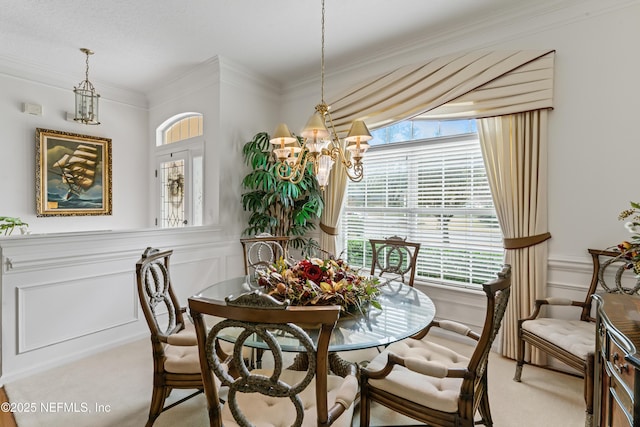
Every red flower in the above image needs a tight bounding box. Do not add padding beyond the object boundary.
[303,263,323,282]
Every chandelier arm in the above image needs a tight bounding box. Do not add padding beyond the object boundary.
[275,153,309,185]
[344,163,364,182]
[324,145,363,182]
[323,108,354,170]
[326,145,351,169]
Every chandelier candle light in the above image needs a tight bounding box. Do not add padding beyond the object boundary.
[73,48,100,125]
[269,0,372,190]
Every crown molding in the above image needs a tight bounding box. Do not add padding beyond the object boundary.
[218,56,280,95]
[284,0,638,95]
[147,55,280,108]
[0,55,147,109]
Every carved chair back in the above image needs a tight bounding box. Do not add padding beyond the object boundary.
[369,235,421,286]
[581,248,640,322]
[136,247,187,345]
[189,291,350,427]
[240,234,290,278]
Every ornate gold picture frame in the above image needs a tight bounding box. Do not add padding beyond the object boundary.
[36,128,112,216]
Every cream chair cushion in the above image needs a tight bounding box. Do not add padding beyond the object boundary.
[366,339,469,413]
[220,369,357,427]
[521,318,595,360]
[168,320,254,361]
[163,343,201,374]
[166,322,198,346]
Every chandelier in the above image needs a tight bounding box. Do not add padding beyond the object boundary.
[269,0,372,190]
[73,48,101,125]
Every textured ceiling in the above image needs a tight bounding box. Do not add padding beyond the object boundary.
[0,0,572,95]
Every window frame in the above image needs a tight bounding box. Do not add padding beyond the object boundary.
[339,121,504,290]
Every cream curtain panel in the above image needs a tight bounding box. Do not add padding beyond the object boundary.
[477,111,550,363]
[319,142,348,257]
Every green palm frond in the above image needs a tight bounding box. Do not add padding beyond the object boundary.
[240,132,324,241]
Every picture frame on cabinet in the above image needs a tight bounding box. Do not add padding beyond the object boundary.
[36,128,112,216]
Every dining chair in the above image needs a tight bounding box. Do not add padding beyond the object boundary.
[514,248,639,427]
[369,235,421,286]
[240,233,290,278]
[359,265,511,427]
[240,233,293,368]
[189,290,359,427]
[135,247,204,427]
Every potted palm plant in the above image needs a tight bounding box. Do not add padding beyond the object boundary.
[241,132,323,252]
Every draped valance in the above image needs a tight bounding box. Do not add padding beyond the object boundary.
[328,49,555,134]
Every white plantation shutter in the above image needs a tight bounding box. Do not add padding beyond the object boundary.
[341,134,504,289]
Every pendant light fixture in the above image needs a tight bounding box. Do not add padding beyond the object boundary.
[73,48,100,125]
[270,0,371,190]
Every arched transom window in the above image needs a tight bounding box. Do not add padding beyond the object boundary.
[162,113,203,145]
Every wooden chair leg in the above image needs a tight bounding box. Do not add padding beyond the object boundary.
[360,383,371,427]
[147,384,167,427]
[514,333,525,382]
[478,374,493,426]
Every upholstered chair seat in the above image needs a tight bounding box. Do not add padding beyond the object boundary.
[165,322,198,346]
[521,318,595,360]
[365,339,469,413]
[219,369,358,427]
[163,343,202,374]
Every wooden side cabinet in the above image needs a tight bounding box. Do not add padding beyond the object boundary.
[594,293,640,427]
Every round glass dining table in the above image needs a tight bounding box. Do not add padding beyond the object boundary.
[192,276,436,353]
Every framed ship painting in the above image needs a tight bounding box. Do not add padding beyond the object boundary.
[36,128,112,216]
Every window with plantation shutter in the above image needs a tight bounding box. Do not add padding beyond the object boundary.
[340,120,504,289]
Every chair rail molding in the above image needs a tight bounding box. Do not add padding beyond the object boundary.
[0,226,245,384]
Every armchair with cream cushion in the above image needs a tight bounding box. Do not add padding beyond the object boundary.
[514,248,639,427]
[359,265,511,427]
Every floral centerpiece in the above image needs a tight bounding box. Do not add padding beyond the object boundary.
[256,257,381,314]
[617,201,640,274]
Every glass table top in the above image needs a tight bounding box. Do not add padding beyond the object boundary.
[193,276,436,353]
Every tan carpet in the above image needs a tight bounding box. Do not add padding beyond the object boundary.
[5,336,585,427]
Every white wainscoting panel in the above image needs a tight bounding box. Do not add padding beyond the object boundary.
[0,234,600,383]
[17,270,138,353]
[0,226,243,384]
